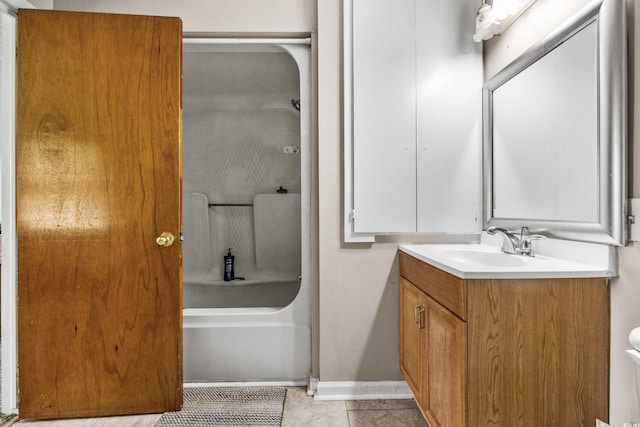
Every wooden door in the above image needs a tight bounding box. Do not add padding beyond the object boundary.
[16,9,183,419]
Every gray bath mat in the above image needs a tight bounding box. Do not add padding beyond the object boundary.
[155,386,286,427]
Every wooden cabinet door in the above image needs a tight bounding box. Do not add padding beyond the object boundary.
[424,295,467,427]
[467,278,609,425]
[17,9,183,419]
[399,278,424,405]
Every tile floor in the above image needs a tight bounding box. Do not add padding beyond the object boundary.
[5,387,428,427]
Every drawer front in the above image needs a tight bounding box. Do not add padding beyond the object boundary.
[399,252,466,320]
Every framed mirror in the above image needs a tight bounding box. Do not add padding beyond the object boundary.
[482,0,627,245]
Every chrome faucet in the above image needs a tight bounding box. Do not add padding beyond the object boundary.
[486,226,545,257]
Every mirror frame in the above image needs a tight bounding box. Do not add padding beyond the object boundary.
[482,0,627,246]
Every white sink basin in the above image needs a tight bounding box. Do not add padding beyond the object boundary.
[399,244,612,279]
[441,248,529,268]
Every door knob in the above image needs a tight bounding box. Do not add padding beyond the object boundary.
[156,232,175,247]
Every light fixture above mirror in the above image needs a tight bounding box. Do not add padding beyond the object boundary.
[473,0,537,42]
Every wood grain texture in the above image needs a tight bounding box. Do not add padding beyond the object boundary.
[424,294,466,427]
[400,277,425,405]
[399,252,466,320]
[400,253,609,427]
[17,9,183,419]
[467,278,609,426]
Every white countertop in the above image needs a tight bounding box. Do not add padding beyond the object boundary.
[399,243,614,279]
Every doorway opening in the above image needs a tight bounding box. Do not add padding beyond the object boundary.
[181,39,312,383]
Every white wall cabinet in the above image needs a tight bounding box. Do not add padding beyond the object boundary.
[344,0,482,241]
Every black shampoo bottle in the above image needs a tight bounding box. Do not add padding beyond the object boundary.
[224,248,235,281]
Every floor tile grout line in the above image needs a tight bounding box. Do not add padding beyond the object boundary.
[343,401,351,427]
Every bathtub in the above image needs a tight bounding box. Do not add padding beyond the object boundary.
[182,39,311,384]
[183,308,311,383]
[183,276,310,383]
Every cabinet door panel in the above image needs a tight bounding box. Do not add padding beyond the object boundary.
[467,278,609,425]
[346,0,481,238]
[416,0,482,233]
[399,278,424,405]
[352,0,416,233]
[425,295,466,427]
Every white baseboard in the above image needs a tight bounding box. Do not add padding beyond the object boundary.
[184,380,308,388]
[307,377,319,396]
[183,379,415,401]
[312,380,414,401]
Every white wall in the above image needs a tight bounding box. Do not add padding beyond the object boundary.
[52,0,315,34]
[484,0,640,424]
[28,0,52,9]
[317,0,404,381]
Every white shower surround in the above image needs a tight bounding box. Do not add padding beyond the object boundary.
[181,39,311,384]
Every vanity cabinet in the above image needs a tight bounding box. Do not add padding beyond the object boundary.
[399,251,610,426]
